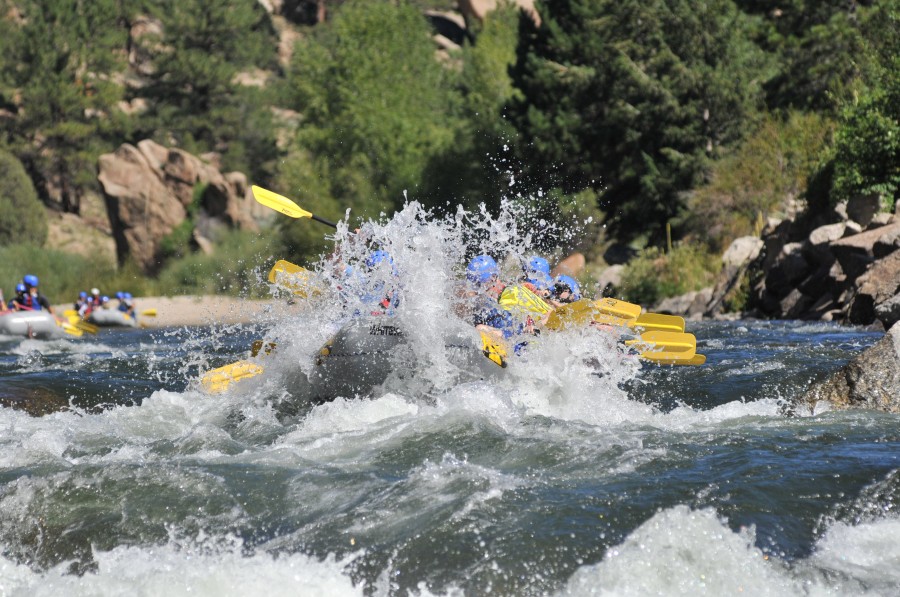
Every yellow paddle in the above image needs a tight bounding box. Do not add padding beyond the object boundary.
[62,309,100,334]
[251,186,339,228]
[624,331,698,363]
[201,360,265,394]
[141,308,157,317]
[268,260,321,298]
[631,313,685,333]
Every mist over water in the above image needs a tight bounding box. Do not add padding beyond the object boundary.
[2,202,898,596]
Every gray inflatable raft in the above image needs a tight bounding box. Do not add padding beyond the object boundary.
[87,309,138,327]
[308,318,505,403]
[0,311,67,339]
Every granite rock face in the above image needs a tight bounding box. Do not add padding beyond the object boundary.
[797,322,900,414]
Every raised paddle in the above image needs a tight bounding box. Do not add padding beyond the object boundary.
[201,360,265,394]
[251,185,339,228]
[268,260,321,298]
[62,309,100,334]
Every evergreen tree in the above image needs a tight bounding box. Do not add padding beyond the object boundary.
[1,0,130,213]
[509,0,768,244]
[0,148,47,246]
[280,0,461,227]
[137,0,279,180]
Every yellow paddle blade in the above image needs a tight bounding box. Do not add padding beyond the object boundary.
[630,313,685,333]
[251,185,313,219]
[75,320,99,334]
[641,352,705,365]
[57,319,83,337]
[499,285,552,320]
[624,331,696,353]
[63,309,78,319]
[268,260,320,297]
[480,331,508,368]
[201,360,265,394]
[141,308,157,317]
[594,297,642,320]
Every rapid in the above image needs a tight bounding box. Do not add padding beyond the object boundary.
[1,201,898,596]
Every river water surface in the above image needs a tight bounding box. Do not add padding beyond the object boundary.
[2,204,899,596]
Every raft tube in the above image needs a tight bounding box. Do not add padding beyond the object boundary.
[0,311,67,339]
[307,318,505,403]
[87,309,138,328]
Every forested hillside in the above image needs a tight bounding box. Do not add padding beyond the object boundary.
[0,0,897,300]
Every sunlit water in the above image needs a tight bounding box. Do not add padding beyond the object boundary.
[2,203,898,596]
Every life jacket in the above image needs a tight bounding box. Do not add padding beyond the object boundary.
[23,293,41,311]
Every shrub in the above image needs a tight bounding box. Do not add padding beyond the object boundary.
[619,243,718,306]
[0,149,48,246]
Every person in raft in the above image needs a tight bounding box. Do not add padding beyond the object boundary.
[11,274,54,313]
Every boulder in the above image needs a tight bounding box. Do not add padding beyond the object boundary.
[551,252,586,278]
[595,265,623,297]
[873,225,900,259]
[797,322,900,414]
[829,223,900,281]
[98,141,262,272]
[876,294,900,330]
[846,193,882,227]
[847,251,900,326]
[705,236,762,317]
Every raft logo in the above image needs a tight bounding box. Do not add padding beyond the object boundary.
[369,324,403,336]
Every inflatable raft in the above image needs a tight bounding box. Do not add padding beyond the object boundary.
[0,311,68,339]
[87,309,138,328]
[305,318,506,403]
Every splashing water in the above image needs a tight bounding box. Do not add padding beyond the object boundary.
[1,201,898,596]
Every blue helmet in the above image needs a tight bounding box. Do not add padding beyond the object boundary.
[554,275,582,301]
[124,292,132,299]
[115,291,124,299]
[15,283,26,293]
[79,291,87,299]
[365,250,393,269]
[466,254,499,284]
[101,295,109,303]
[23,274,39,288]
[524,256,550,276]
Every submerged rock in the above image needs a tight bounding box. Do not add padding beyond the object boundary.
[798,322,900,414]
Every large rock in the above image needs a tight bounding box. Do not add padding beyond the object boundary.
[551,252,585,278]
[98,141,261,272]
[705,236,763,317]
[847,250,900,326]
[830,222,900,280]
[797,322,900,414]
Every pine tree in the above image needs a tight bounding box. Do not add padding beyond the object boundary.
[509,0,768,244]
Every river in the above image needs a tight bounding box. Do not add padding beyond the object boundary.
[2,203,899,596]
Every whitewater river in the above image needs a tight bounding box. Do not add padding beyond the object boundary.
[1,318,898,596]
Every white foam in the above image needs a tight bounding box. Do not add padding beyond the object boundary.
[0,541,362,597]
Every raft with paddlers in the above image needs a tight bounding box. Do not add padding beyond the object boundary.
[199,186,707,396]
[86,309,139,328]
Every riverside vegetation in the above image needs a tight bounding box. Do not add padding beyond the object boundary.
[0,0,897,305]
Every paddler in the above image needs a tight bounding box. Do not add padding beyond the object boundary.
[18,275,54,313]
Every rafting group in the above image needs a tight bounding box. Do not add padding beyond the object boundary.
[200,186,706,397]
[0,274,145,339]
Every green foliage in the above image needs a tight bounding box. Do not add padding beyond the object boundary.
[830,2,900,211]
[0,149,48,246]
[619,243,718,305]
[685,112,834,251]
[136,0,279,182]
[1,0,131,212]
[509,0,769,245]
[154,229,280,297]
[282,0,461,221]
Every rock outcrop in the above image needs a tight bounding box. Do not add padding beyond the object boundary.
[797,322,900,414]
[98,140,265,273]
